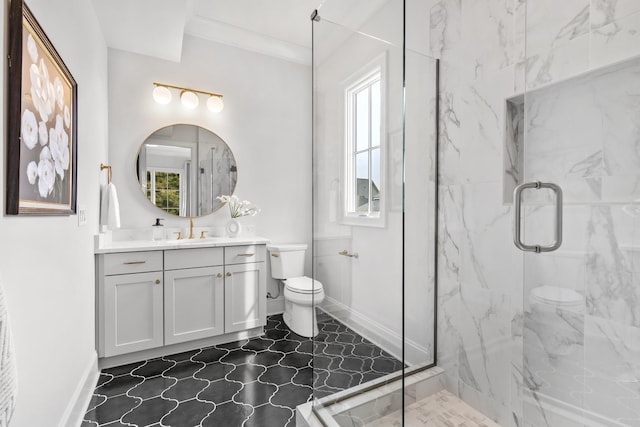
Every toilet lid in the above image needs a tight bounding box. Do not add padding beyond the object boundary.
[531,286,582,305]
[284,277,323,294]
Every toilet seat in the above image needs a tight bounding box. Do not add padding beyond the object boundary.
[530,286,582,307]
[283,276,323,294]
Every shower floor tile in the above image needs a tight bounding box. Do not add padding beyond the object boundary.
[82,313,402,427]
[361,390,500,427]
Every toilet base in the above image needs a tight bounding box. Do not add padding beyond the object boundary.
[283,299,319,338]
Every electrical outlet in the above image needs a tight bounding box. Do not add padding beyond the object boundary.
[78,205,87,226]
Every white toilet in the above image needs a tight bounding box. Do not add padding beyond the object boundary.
[528,285,583,357]
[267,244,325,338]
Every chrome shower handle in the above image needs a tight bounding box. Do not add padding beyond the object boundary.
[513,181,563,253]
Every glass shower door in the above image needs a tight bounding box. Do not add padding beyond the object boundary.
[520,35,640,427]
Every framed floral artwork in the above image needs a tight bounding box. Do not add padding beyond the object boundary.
[6,0,77,215]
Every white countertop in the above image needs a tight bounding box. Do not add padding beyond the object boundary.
[95,235,271,254]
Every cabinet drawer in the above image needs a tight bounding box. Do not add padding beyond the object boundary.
[225,245,266,265]
[103,251,163,276]
[165,247,223,270]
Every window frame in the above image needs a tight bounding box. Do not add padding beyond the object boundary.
[146,167,184,216]
[342,53,387,228]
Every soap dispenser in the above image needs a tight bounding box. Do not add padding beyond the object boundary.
[152,218,164,240]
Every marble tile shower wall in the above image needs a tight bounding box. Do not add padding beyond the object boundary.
[431,0,640,425]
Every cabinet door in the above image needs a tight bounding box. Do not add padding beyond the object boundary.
[225,262,266,333]
[104,272,163,357]
[164,266,224,345]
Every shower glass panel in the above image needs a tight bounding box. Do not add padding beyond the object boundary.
[522,3,640,425]
[311,0,438,423]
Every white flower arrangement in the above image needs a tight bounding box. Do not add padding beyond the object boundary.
[20,33,71,199]
[216,195,260,218]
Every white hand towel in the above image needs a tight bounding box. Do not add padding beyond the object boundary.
[0,279,16,427]
[100,183,121,230]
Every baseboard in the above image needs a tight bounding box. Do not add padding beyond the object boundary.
[320,297,431,365]
[60,351,99,427]
[523,389,626,427]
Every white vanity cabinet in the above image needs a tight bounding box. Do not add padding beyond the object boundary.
[95,239,268,364]
[224,245,267,333]
[164,247,225,345]
[98,251,164,357]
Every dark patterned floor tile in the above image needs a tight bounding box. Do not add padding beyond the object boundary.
[129,375,178,400]
[201,401,252,426]
[313,386,340,399]
[163,360,205,379]
[352,343,379,358]
[292,367,313,386]
[195,362,235,381]
[96,374,112,387]
[84,394,140,424]
[297,340,313,354]
[216,339,248,351]
[323,343,346,356]
[264,328,288,340]
[227,363,266,384]
[259,365,297,386]
[372,357,402,373]
[160,398,215,426]
[192,347,227,364]
[131,359,175,378]
[340,356,367,372]
[280,352,312,368]
[234,380,277,406]
[244,403,293,427]
[242,337,275,352]
[95,374,144,397]
[325,369,359,389]
[102,361,145,377]
[251,350,284,367]
[80,421,98,427]
[312,354,332,370]
[85,394,107,412]
[271,383,313,409]
[162,377,209,402]
[361,370,386,383]
[198,378,243,403]
[220,348,256,365]
[121,396,178,426]
[270,339,300,353]
[163,349,201,363]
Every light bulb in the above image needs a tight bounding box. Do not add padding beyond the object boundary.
[207,96,224,113]
[180,90,199,109]
[152,85,172,104]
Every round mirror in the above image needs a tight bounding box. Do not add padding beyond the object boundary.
[136,124,237,217]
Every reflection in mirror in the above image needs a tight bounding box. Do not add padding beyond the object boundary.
[137,124,237,217]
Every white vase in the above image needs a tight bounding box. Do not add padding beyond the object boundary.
[226,218,241,237]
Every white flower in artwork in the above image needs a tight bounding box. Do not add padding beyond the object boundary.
[37,147,55,197]
[29,59,55,122]
[63,105,70,128]
[49,126,59,149]
[55,114,64,134]
[53,76,64,110]
[27,34,38,63]
[50,124,69,178]
[21,109,38,149]
[38,121,48,146]
[26,161,38,185]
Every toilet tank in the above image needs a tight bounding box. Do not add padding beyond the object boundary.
[267,244,307,279]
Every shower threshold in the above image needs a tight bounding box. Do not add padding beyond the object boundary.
[297,364,499,426]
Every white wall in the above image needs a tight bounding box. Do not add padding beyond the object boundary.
[0,0,108,425]
[108,36,312,313]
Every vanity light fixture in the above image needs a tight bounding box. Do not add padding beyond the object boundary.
[152,82,224,112]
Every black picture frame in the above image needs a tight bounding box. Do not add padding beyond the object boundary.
[6,0,78,215]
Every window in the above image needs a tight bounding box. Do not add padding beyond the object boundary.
[146,168,182,216]
[344,57,385,226]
